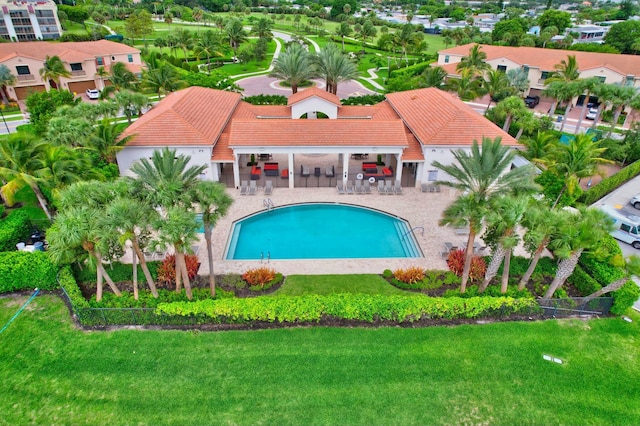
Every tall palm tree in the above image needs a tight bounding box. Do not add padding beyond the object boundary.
[505,68,529,97]
[252,17,273,40]
[173,28,194,62]
[224,18,247,58]
[479,195,529,293]
[0,133,52,221]
[546,55,580,85]
[394,24,421,65]
[544,207,612,299]
[456,44,490,77]
[39,55,71,90]
[313,44,359,95]
[270,43,316,94]
[114,90,150,125]
[521,130,558,163]
[190,181,233,297]
[445,68,486,101]
[494,95,528,133]
[193,30,225,73]
[358,20,377,53]
[483,69,510,110]
[433,136,540,292]
[0,64,16,106]
[86,118,131,164]
[142,64,184,99]
[105,195,160,300]
[423,66,447,89]
[607,84,636,136]
[545,132,612,208]
[102,62,136,98]
[573,77,601,135]
[335,22,352,51]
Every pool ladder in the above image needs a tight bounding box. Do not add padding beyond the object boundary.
[260,251,271,263]
[401,226,425,241]
[263,198,274,211]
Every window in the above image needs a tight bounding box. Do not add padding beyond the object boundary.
[427,170,438,181]
[621,223,632,233]
[96,57,103,66]
[16,65,30,75]
[70,63,82,71]
[626,75,634,86]
[632,226,638,235]
[497,65,507,73]
[522,66,529,75]
[597,75,606,83]
[540,71,550,80]
[444,55,449,64]
[127,54,133,63]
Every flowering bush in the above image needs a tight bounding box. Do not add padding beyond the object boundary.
[157,254,200,287]
[446,249,486,282]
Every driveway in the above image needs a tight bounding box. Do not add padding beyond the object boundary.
[237,75,376,99]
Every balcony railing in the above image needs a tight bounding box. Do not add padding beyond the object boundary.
[71,70,86,77]
[17,74,35,81]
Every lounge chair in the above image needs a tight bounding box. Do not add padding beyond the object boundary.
[385,180,393,194]
[248,180,257,195]
[240,180,248,195]
[363,180,372,194]
[354,180,364,194]
[301,165,310,177]
[346,180,355,194]
[393,180,403,195]
[377,180,385,194]
[336,181,345,194]
[264,180,273,195]
[325,165,335,177]
[421,183,428,193]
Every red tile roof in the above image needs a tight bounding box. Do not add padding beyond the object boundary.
[287,86,341,106]
[227,119,408,147]
[439,43,640,75]
[385,88,520,147]
[120,86,241,146]
[0,40,139,62]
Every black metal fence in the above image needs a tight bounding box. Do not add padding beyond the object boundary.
[536,297,613,317]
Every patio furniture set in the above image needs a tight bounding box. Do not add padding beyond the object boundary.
[336,179,402,195]
[239,180,273,195]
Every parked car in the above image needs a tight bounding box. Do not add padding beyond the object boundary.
[586,108,598,120]
[631,194,640,210]
[85,89,100,100]
[524,95,540,108]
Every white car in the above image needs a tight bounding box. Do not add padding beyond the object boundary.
[631,194,640,210]
[85,89,100,100]
[585,108,598,120]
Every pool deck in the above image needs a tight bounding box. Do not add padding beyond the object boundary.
[198,185,467,276]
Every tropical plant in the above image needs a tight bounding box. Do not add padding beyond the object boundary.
[251,17,273,40]
[433,136,540,292]
[313,43,358,95]
[573,77,601,135]
[0,64,16,106]
[39,55,71,90]
[114,90,149,125]
[270,43,316,94]
[581,255,640,304]
[445,68,486,101]
[423,66,447,89]
[521,130,558,163]
[190,181,233,297]
[142,63,184,99]
[102,62,136,98]
[224,18,247,58]
[505,68,529,97]
[173,28,194,62]
[335,22,352,51]
[494,96,529,133]
[455,44,490,77]
[86,119,131,163]
[194,30,225,72]
[483,69,511,110]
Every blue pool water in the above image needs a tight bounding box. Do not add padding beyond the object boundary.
[225,203,422,260]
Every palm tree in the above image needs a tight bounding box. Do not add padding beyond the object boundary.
[270,43,316,95]
[456,44,490,77]
[423,66,447,89]
[545,133,612,208]
[445,68,486,101]
[394,24,421,65]
[521,130,558,163]
[573,77,601,135]
[607,84,636,137]
[102,62,136,98]
[313,44,359,95]
[190,181,233,297]
[0,64,16,106]
[544,207,613,299]
[142,64,184,99]
[505,68,529,97]
[335,22,352,51]
[358,20,377,53]
[252,17,273,40]
[39,55,71,90]
[518,206,566,290]
[0,133,53,221]
[114,90,150,125]
[194,30,224,72]
[479,195,529,293]
[546,55,580,85]
[494,96,528,133]
[433,136,540,292]
[483,69,510,110]
[581,255,640,304]
[514,111,537,140]
[85,119,130,164]
[224,18,247,59]
[173,28,194,62]
[105,194,160,300]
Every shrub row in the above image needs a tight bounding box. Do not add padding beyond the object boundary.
[155,294,540,324]
[611,281,640,315]
[579,160,640,204]
[567,265,602,297]
[58,266,89,308]
[578,235,626,286]
[0,210,32,252]
[89,287,234,309]
[0,251,58,292]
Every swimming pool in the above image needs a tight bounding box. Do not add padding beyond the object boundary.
[225,203,422,260]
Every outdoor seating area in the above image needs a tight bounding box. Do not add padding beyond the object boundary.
[250,166,261,180]
[440,241,486,258]
[421,183,441,193]
[263,162,279,176]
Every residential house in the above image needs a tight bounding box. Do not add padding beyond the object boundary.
[116,86,521,189]
[0,40,142,100]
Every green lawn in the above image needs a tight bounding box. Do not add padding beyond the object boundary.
[273,274,408,296]
[1,295,639,425]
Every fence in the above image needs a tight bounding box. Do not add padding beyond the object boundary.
[536,297,613,317]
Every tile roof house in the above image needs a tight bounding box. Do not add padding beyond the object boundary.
[437,43,640,97]
[0,40,142,100]
[117,86,521,189]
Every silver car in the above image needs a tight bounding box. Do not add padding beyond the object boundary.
[85,89,100,100]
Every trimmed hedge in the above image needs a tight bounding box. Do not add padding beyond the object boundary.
[611,280,640,315]
[0,251,58,292]
[58,266,89,308]
[579,160,640,205]
[0,210,32,252]
[567,265,602,296]
[155,294,540,324]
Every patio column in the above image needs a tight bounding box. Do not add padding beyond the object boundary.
[415,162,425,188]
[288,152,295,189]
[342,152,350,185]
[232,157,240,189]
[395,154,403,184]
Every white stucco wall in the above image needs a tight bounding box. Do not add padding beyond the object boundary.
[290,97,338,119]
[117,146,214,180]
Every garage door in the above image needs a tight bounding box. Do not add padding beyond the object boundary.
[14,85,45,100]
[68,81,96,95]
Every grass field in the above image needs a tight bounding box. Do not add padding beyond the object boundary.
[273,274,408,296]
[1,295,639,425]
